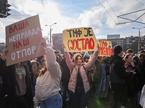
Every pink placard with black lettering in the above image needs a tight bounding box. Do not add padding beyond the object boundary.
[6,15,45,66]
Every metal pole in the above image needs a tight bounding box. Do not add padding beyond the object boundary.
[50,27,52,44]
[45,22,57,44]
[138,29,141,52]
[132,27,145,52]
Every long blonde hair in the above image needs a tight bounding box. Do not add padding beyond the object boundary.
[38,55,48,76]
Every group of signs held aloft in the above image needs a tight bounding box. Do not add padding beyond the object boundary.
[6,15,112,66]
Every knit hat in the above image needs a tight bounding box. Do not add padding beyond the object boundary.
[113,45,122,55]
[31,59,37,63]
[83,52,90,59]
[31,59,40,66]
[126,49,133,53]
[73,53,82,61]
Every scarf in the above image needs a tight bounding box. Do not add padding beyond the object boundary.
[68,65,90,93]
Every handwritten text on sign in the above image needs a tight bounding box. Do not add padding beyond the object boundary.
[98,40,112,56]
[63,27,97,52]
[6,15,45,66]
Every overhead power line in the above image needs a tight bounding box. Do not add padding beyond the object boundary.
[118,8,145,17]
[98,0,117,24]
[117,8,145,25]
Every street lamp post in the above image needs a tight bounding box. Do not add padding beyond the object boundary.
[132,27,145,52]
[45,22,57,44]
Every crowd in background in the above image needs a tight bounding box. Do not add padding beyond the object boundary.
[0,44,145,108]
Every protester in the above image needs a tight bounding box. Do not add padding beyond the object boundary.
[139,53,145,86]
[126,48,134,56]
[123,54,136,74]
[99,57,110,98]
[90,57,111,108]
[124,53,139,108]
[65,48,98,108]
[61,58,70,108]
[54,50,70,108]
[110,45,129,108]
[83,52,97,108]
[30,60,40,98]
[34,47,62,108]
[83,52,90,63]
[0,50,16,108]
[0,48,33,108]
[14,62,33,108]
[133,55,143,108]
[55,50,63,64]
[31,60,40,78]
[0,51,7,108]
[83,52,94,94]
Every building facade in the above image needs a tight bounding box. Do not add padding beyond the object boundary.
[108,36,145,53]
[52,33,64,53]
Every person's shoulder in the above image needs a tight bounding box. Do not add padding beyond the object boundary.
[112,55,122,63]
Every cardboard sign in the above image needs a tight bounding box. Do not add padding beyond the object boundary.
[6,15,45,66]
[98,40,112,57]
[63,27,97,52]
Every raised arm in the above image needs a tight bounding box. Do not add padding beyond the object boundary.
[45,47,61,78]
[84,49,98,70]
[64,52,74,72]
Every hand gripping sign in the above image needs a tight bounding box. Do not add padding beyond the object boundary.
[6,15,45,66]
[63,27,98,52]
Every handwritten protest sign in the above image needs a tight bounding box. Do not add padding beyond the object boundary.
[63,27,98,52]
[98,40,112,56]
[6,15,45,66]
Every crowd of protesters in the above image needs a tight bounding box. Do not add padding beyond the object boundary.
[0,44,145,108]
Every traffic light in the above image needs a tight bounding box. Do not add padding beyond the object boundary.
[0,0,11,18]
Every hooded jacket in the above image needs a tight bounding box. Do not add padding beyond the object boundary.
[34,47,61,103]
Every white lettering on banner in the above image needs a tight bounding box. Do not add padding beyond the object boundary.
[8,27,41,43]
[11,46,37,61]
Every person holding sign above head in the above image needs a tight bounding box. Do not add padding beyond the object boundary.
[33,46,62,108]
[64,47,99,108]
